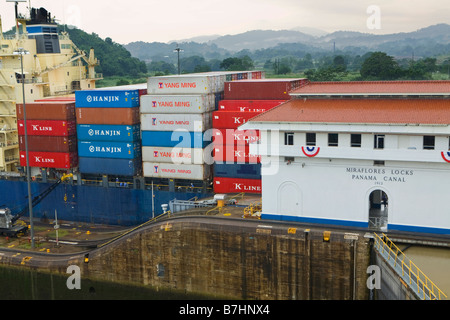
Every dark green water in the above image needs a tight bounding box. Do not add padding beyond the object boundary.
[0,265,214,300]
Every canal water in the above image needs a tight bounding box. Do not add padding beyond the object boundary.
[402,245,450,299]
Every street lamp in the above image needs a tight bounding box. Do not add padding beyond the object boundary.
[173,45,183,75]
[13,47,34,248]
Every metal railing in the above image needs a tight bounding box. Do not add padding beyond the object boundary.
[373,233,447,300]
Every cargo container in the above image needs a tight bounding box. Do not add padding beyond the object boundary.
[76,107,140,125]
[77,124,140,142]
[16,102,76,120]
[19,151,78,169]
[213,177,261,194]
[212,111,261,129]
[148,75,218,95]
[34,97,75,102]
[223,78,309,100]
[143,162,211,180]
[214,163,261,179]
[212,128,260,145]
[141,131,211,149]
[79,157,142,176]
[17,120,76,136]
[75,89,140,108]
[140,94,215,114]
[142,146,205,164]
[19,135,77,153]
[141,113,212,132]
[218,100,285,112]
[213,144,260,164]
[78,140,141,159]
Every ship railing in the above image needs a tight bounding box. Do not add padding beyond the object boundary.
[373,233,447,300]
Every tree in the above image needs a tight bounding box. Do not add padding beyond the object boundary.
[360,52,402,80]
[220,56,254,71]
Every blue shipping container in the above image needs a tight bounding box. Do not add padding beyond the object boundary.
[77,124,140,142]
[141,131,212,149]
[78,140,142,159]
[79,157,142,176]
[75,89,140,108]
[214,163,261,179]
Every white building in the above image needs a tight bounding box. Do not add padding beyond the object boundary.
[241,81,450,235]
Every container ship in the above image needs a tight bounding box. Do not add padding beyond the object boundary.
[0,3,306,226]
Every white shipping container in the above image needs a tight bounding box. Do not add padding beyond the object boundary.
[140,94,215,114]
[143,162,211,180]
[147,75,219,94]
[142,146,205,164]
[141,113,212,132]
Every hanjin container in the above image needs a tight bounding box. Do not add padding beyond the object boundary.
[17,120,76,136]
[140,94,215,114]
[142,146,205,164]
[16,102,76,120]
[78,140,141,159]
[75,89,140,108]
[76,124,140,142]
[143,162,211,180]
[76,107,140,125]
[141,113,211,132]
[20,151,78,169]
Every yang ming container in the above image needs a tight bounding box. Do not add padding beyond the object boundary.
[20,151,78,169]
[75,89,140,108]
[141,113,211,132]
[17,120,76,136]
[142,146,205,164]
[19,135,77,153]
[78,140,141,159]
[140,94,215,114]
[76,107,140,125]
[77,124,140,142]
[143,162,211,180]
[16,102,76,120]
[141,131,211,149]
[147,75,219,94]
[79,157,141,176]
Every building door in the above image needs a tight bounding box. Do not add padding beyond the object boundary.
[278,182,301,216]
[368,189,388,231]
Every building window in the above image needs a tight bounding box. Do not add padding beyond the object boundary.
[351,134,361,148]
[374,135,385,149]
[423,136,435,150]
[306,133,316,146]
[328,133,338,147]
[374,160,385,166]
[284,132,294,146]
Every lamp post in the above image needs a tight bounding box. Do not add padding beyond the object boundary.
[13,47,34,248]
[173,45,183,75]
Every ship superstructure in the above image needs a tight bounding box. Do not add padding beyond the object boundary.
[0,4,101,172]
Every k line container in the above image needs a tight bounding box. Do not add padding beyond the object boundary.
[17,120,76,136]
[141,113,212,132]
[19,135,77,153]
[223,78,309,100]
[20,151,78,169]
[141,131,211,149]
[16,102,76,120]
[143,162,211,180]
[214,163,261,179]
[212,111,261,129]
[78,140,142,159]
[140,94,215,114]
[79,157,142,176]
[218,100,285,112]
[142,146,205,164]
[77,124,140,142]
[213,177,261,194]
[76,107,140,125]
[75,89,140,108]
[213,144,260,164]
[213,128,260,145]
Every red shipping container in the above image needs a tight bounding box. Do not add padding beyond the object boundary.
[212,128,260,146]
[19,135,77,153]
[212,111,261,129]
[214,177,261,194]
[213,143,260,163]
[218,100,285,112]
[20,151,78,169]
[224,79,309,100]
[17,120,76,136]
[16,102,76,120]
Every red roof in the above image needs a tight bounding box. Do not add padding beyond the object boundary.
[290,80,450,95]
[248,98,450,124]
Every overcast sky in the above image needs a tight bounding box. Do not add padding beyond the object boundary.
[1,0,449,44]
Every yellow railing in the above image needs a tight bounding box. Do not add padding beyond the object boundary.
[374,233,447,300]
